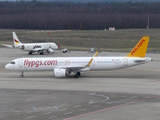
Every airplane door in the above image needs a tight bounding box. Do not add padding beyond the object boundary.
[19,59,23,67]
[124,58,128,66]
[19,59,27,70]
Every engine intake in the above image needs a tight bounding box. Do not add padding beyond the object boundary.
[20,45,25,50]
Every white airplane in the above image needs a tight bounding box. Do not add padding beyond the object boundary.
[2,32,58,55]
[5,36,152,78]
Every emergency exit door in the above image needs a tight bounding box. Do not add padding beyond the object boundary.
[124,58,128,66]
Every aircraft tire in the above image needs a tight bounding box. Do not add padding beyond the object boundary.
[40,52,43,55]
[20,75,24,78]
[77,72,81,76]
[74,72,81,78]
[28,52,32,55]
[74,74,79,78]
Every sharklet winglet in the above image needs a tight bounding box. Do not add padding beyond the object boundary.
[93,51,98,57]
[87,58,93,67]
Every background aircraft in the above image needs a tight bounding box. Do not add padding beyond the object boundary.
[5,36,152,78]
[2,32,59,55]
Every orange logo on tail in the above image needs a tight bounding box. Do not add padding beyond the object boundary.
[14,39,19,44]
[131,39,145,55]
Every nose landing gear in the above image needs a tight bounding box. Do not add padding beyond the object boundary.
[20,71,24,78]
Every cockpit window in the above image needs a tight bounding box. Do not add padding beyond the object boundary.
[10,61,15,64]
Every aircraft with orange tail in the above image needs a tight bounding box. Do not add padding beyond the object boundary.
[2,32,58,55]
[5,36,152,78]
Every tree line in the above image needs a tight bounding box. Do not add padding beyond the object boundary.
[0,1,160,29]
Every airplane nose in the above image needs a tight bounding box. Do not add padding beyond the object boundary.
[55,45,58,49]
[5,64,10,70]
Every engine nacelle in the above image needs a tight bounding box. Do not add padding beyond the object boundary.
[54,69,68,77]
[47,48,54,53]
[20,45,25,50]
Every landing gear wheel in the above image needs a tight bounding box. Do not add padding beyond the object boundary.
[28,51,32,55]
[20,75,24,78]
[20,71,24,78]
[74,72,81,78]
[40,52,43,55]
[77,72,81,76]
[74,74,79,78]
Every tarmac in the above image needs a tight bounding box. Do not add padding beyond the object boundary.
[0,48,160,120]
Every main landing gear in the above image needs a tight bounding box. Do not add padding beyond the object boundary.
[20,71,24,78]
[28,51,32,55]
[40,51,44,55]
[74,71,81,78]
[40,52,43,55]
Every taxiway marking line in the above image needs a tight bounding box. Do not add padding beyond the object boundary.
[74,105,81,108]
[27,116,36,119]
[44,112,52,115]
[93,105,100,108]
[98,95,109,101]
[63,101,138,120]
[88,102,96,105]
[64,112,72,115]
[48,116,57,119]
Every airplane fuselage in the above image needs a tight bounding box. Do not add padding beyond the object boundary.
[5,57,152,72]
[16,43,58,52]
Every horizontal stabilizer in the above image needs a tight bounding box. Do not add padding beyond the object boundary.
[1,44,14,49]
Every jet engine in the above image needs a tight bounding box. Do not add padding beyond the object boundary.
[47,48,54,53]
[20,45,25,50]
[54,69,68,77]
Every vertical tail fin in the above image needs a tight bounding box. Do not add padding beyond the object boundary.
[58,44,60,48]
[13,32,22,47]
[126,36,150,57]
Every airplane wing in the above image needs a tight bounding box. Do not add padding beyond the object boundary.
[56,66,85,70]
[1,44,14,49]
[55,58,93,71]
